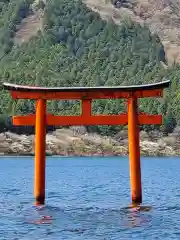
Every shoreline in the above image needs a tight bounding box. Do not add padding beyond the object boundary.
[0,127,179,157]
[0,155,178,158]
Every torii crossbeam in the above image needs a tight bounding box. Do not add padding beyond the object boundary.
[3,80,170,206]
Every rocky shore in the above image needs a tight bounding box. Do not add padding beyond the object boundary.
[0,126,180,157]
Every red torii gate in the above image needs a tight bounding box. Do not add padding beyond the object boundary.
[3,80,170,206]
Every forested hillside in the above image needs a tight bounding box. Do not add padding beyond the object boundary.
[0,0,33,58]
[85,0,180,65]
[0,0,179,135]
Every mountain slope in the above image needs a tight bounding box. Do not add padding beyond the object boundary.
[14,0,46,45]
[0,0,178,135]
[84,0,180,64]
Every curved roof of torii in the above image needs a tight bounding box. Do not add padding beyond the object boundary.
[3,80,170,93]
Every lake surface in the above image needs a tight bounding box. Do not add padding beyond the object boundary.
[0,156,180,239]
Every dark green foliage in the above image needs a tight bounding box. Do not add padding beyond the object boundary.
[0,0,178,135]
[162,111,176,134]
[0,0,33,59]
[36,0,45,10]
[0,114,8,132]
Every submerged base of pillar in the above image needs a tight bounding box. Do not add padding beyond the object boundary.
[35,196,45,206]
[123,205,152,213]
[132,196,142,205]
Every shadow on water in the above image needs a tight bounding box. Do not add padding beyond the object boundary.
[120,204,153,228]
[24,203,153,231]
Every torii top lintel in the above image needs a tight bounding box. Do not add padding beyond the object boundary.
[3,80,170,100]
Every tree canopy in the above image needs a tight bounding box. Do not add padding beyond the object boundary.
[0,0,178,135]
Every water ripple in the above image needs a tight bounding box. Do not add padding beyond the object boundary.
[0,157,179,239]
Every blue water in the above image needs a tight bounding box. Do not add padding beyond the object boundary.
[0,156,180,239]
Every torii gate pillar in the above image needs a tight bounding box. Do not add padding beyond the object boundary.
[3,80,170,206]
[34,99,46,205]
[128,97,142,204]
